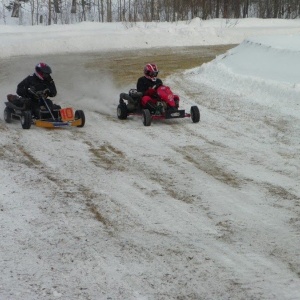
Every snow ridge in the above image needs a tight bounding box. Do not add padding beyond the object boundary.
[185,35,300,118]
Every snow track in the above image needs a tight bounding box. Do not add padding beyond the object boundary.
[0,45,299,299]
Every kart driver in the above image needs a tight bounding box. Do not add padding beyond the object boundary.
[137,63,179,112]
[137,63,163,112]
[15,62,58,116]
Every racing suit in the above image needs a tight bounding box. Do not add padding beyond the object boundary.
[16,73,57,115]
[137,76,163,111]
[137,76,179,112]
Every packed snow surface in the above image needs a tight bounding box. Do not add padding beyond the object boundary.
[0,18,299,300]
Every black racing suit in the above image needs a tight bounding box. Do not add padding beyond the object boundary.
[136,76,163,95]
[137,76,163,111]
[16,73,58,115]
[136,76,180,111]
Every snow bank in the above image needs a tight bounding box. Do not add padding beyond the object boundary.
[1,18,300,58]
[185,34,300,118]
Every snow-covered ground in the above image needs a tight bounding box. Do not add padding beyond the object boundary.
[1,18,300,57]
[0,18,300,299]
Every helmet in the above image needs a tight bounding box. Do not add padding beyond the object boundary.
[144,63,159,81]
[35,62,52,80]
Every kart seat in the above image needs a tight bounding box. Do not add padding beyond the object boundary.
[7,94,19,102]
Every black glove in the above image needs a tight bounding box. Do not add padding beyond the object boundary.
[43,74,52,82]
[43,89,50,97]
[36,90,44,97]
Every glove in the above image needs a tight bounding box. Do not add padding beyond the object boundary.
[43,89,50,97]
[44,74,53,82]
[36,90,44,97]
[30,91,44,103]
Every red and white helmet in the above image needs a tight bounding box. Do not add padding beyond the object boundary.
[35,62,52,80]
[144,63,159,81]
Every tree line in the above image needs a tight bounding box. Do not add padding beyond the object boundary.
[2,0,300,25]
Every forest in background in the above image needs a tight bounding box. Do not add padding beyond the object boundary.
[1,0,300,25]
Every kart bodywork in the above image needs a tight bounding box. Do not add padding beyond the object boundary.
[117,85,200,126]
[4,93,85,129]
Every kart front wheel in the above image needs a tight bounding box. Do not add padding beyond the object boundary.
[21,111,32,129]
[117,103,128,120]
[142,109,152,126]
[4,107,13,123]
[75,110,85,127]
[190,106,200,123]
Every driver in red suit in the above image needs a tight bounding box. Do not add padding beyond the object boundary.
[137,63,179,112]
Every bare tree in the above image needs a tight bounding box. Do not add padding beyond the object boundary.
[47,0,51,24]
[11,0,20,17]
[81,0,86,21]
[2,0,300,26]
[106,0,111,21]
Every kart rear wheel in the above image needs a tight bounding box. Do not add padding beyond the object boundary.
[4,107,13,123]
[75,110,85,127]
[190,106,200,123]
[21,111,32,129]
[142,109,152,126]
[117,103,128,120]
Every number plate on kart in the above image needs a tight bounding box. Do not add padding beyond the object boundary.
[60,107,74,121]
[165,109,185,119]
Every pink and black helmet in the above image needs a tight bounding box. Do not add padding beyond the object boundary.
[144,63,159,81]
[35,62,52,80]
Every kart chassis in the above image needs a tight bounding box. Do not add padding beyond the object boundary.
[117,88,200,126]
[4,93,85,129]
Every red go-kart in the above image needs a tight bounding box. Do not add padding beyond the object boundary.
[117,84,200,126]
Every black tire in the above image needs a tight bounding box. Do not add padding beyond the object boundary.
[117,103,128,120]
[4,107,13,123]
[142,109,152,126]
[190,106,200,123]
[75,110,85,127]
[21,111,32,129]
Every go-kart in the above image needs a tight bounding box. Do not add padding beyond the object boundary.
[4,89,85,129]
[117,84,200,126]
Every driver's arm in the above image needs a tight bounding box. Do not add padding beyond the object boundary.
[137,77,147,94]
[46,75,57,97]
[156,78,163,86]
[16,76,31,97]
